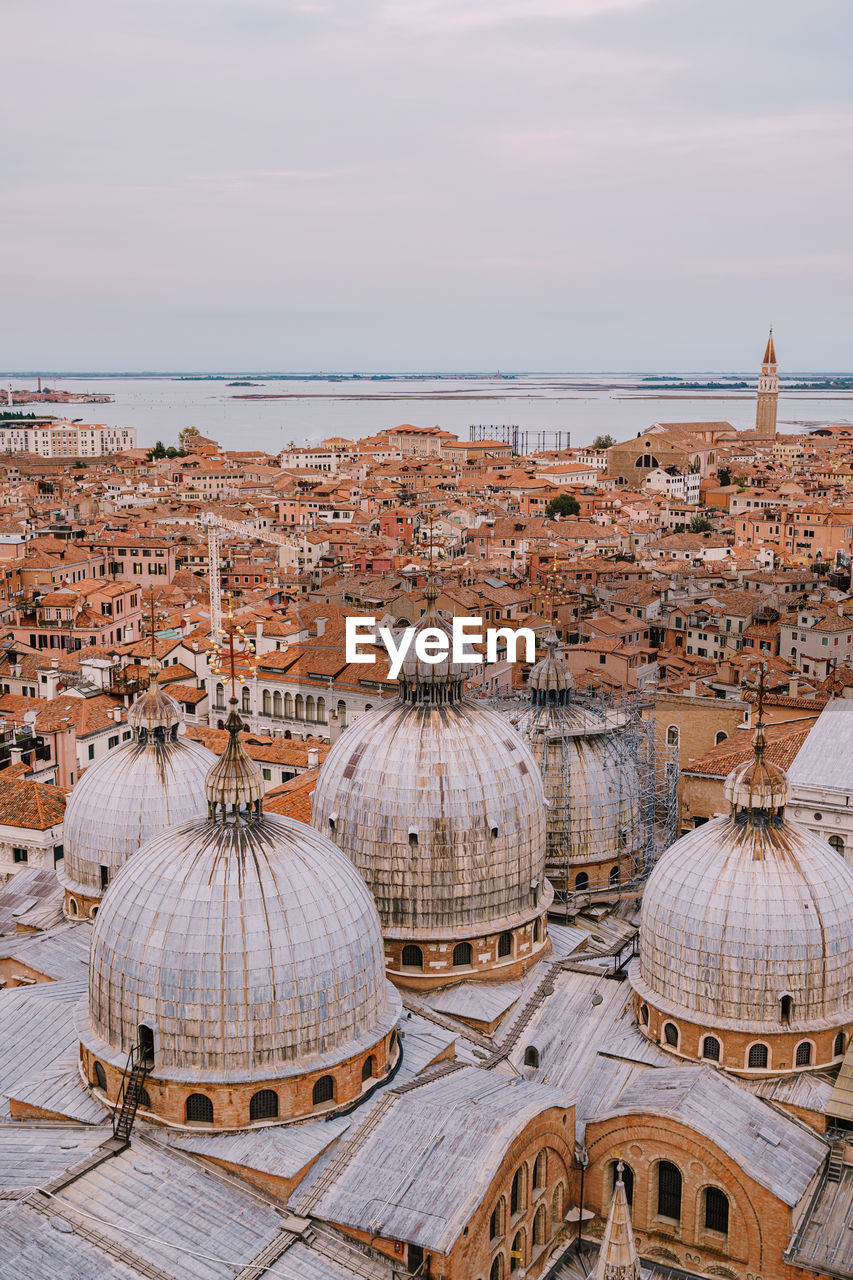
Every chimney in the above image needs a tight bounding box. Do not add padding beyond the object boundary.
[113,707,122,723]
[315,616,328,637]
[789,677,798,696]
[307,746,319,769]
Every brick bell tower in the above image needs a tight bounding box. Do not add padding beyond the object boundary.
[755,328,778,441]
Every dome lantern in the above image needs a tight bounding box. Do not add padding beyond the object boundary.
[205,697,264,821]
[397,581,466,706]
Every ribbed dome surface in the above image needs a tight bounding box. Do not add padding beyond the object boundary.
[311,699,549,937]
[633,813,853,1031]
[60,732,216,896]
[83,812,400,1080]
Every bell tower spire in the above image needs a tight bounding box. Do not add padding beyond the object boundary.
[755,328,778,441]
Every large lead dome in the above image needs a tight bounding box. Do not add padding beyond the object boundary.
[80,700,400,1127]
[630,724,853,1071]
[59,662,215,917]
[311,587,551,987]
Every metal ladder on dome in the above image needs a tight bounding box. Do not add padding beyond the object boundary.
[112,1042,153,1146]
[826,1140,846,1183]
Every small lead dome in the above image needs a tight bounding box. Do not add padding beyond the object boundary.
[80,697,400,1128]
[59,663,216,918]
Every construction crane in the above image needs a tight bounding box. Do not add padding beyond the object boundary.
[197,512,295,638]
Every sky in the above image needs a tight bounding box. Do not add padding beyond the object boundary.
[3,0,852,371]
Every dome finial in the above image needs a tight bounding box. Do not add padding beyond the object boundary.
[205,696,265,821]
[724,660,789,827]
[128,588,181,735]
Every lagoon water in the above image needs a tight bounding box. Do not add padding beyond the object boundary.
[2,373,851,452]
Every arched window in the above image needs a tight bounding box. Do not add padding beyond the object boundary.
[663,1021,679,1046]
[533,918,543,943]
[93,1061,107,1092]
[362,1055,375,1082]
[241,686,250,713]
[249,1089,279,1121]
[780,994,793,1024]
[215,682,224,708]
[273,691,282,717]
[715,731,728,745]
[552,1182,564,1224]
[657,1161,682,1221]
[510,1229,525,1273]
[575,871,589,891]
[68,897,78,916]
[834,1031,846,1057]
[490,1256,504,1280]
[524,1045,540,1068]
[295,694,304,721]
[283,692,293,718]
[138,1088,151,1109]
[490,1198,505,1241]
[610,1161,634,1206]
[498,932,513,959]
[532,1151,546,1190]
[313,1075,335,1106]
[748,1042,769,1069]
[262,689,271,715]
[186,1093,213,1124]
[316,696,326,723]
[533,1204,548,1246]
[510,1166,526,1217]
[609,865,620,886]
[795,1041,812,1067]
[305,695,315,722]
[640,1003,649,1025]
[829,834,845,855]
[702,1035,721,1062]
[401,944,423,969]
[666,725,679,746]
[337,699,347,728]
[704,1186,729,1234]
[453,942,473,967]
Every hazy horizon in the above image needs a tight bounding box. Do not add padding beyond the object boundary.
[4,0,851,369]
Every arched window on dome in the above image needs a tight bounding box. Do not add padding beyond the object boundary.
[640,1003,649,1025]
[510,1228,526,1273]
[241,686,250,714]
[609,865,620,887]
[498,932,513,959]
[795,1041,813,1067]
[704,1186,729,1235]
[186,1093,213,1124]
[138,1088,151,1110]
[609,1160,634,1206]
[313,1075,335,1107]
[533,918,543,943]
[575,871,589,891]
[702,1035,721,1062]
[715,731,728,745]
[663,1022,679,1047]
[401,944,423,969]
[829,834,845,855]
[510,1165,526,1217]
[250,1089,279,1121]
[747,1043,769,1069]
[834,1031,846,1058]
[533,1204,548,1247]
[93,1061,107,1093]
[666,724,679,746]
[780,994,793,1025]
[262,689,271,716]
[362,1055,375,1082]
[453,942,473,968]
[524,1045,540,1068]
[656,1161,682,1222]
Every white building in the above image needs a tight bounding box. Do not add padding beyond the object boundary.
[787,698,853,868]
[0,421,136,458]
[643,467,701,504]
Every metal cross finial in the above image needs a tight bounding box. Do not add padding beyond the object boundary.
[531,552,571,624]
[744,658,769,759]
[206,592,257,701]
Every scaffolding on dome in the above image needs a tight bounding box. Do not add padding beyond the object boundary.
[483,682,679,918]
